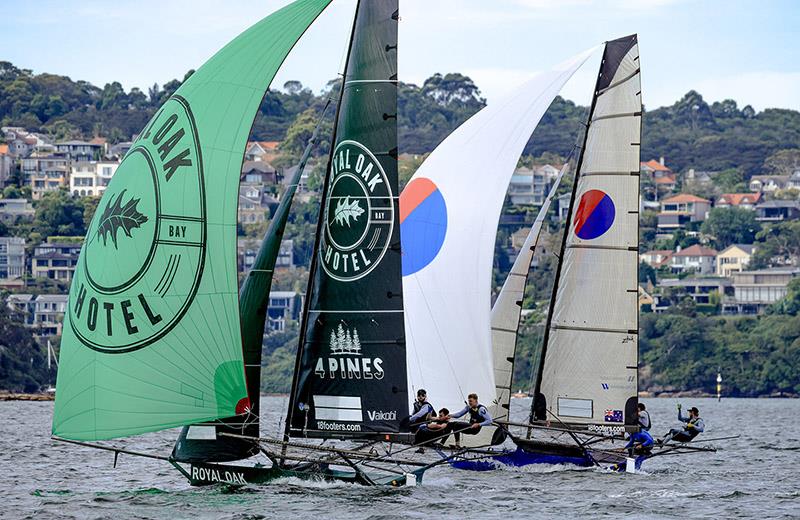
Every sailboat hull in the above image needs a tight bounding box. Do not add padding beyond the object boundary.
[450,445,593,472]
[182,461,423,487]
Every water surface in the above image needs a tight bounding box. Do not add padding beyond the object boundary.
[2,397,798,519]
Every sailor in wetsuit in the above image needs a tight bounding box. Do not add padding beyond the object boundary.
[409,389,435,434]
[413,408,451,446]
[625,429,654,456]
[638,403,651,431]
[446,393,493,446]
[659,404,704,445]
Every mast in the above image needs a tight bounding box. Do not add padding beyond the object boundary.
[531,35,641,430]
[530,73,601,422]
[287,0,406,440]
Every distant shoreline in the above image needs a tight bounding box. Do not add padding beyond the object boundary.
[1,391,796,402]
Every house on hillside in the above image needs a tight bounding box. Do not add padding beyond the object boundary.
[640,249,673,268]
[55,140,103,162]
[684,169,716,186]
[508,167,535,205]
[241,160,279,185]
[716,192,761,210]
[716,244,755,277]
[21,154,69,199]
[69,160,120,197]
[32,242,82,282]
[749,175,788,193]
[723,268,800,315]
[267,291,302,332]
[669,244,718,275]
[755,200,800,222]
[657,194,711,230]
[640,158,672,178]
[0,144,13,186]
[0,198,35,223]
[0,237,26,288]
[656,277,731,311]
[244,141,280,163]
[5,293,68,337]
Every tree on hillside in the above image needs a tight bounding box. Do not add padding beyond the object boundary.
[0,303,49,392]
[700,207,759,249]
[768,278,800,316]
[751,221,800,268]
[31,189,87,239]
[763,148,800,175]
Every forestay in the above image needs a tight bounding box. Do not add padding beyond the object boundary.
[52,0,332,441]
[536,35,641,433]
[401,47,597,417]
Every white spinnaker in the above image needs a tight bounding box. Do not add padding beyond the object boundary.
[539,36,641,428]
[403,46,598,417]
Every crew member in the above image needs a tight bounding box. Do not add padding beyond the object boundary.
[446,393,493,446]
[413,408,451,446]
[409,389,435,434]
[624,429,654,456]
[659,404,704,445]
[638,403,651,431]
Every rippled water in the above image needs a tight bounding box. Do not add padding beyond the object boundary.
[2,397,798,519]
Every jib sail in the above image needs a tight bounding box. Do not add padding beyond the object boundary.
[52,0,332,441]
[534,35,641,432]
[288,0,407,438]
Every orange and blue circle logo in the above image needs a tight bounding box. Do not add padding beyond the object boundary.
[399,178,447,276]
[574,189,615,240]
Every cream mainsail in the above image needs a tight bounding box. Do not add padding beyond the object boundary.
[535,35,642,432]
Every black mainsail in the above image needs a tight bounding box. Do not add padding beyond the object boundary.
[287,0,408,438]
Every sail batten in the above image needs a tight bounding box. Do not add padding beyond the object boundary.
[52,0,333,442]
[535,35,641,432]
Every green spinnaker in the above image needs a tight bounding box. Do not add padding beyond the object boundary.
[53,0,332,441]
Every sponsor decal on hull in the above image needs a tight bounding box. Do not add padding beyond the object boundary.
[191,465,247,485]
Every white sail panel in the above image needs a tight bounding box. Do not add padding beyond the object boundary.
[538,36,641,430]
[401,47,598,416]
[491,163,571,422]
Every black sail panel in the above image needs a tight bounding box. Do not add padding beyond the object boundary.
[289,0,406,438]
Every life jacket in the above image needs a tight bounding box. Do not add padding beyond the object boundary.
[639,410,651,431]
[468,404,487,425]
[685,416,701,439]
[412,400,434,421]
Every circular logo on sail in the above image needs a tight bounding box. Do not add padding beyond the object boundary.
[400,177,447,276]
[574,189,615,240]
[69,95,206,354]
[321,140,393,282]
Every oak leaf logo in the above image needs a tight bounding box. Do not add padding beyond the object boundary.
[96,189,148,249]
[333,196,365,227]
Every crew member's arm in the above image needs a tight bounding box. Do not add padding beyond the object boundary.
[677,408,689,423]
[477,406,493,427]
[449,406,469,420]
[409,403,433,423]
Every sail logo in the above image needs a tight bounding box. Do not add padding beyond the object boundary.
[69,95,206,354]
[399,177,448,276]
[574,189,615,240]
[367,410,397,421]
[314,324,384,380]
[321,140,393,282]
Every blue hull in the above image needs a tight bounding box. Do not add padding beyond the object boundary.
[450,447,647,472]
[450,447,594,472]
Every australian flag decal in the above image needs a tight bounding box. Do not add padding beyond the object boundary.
[604,409,623,423]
